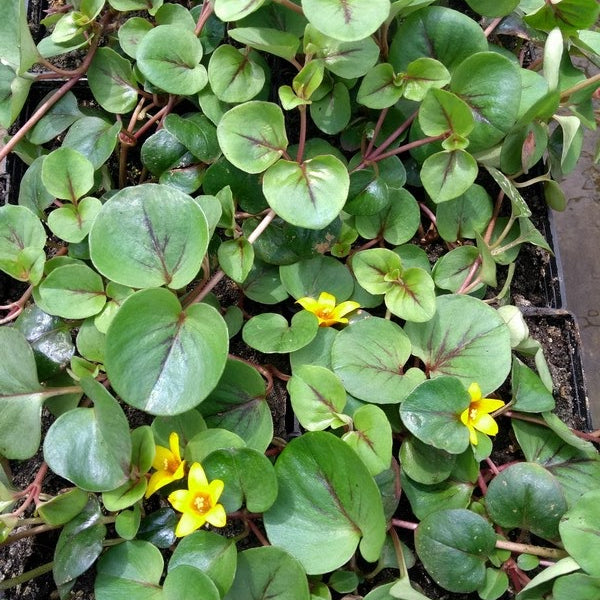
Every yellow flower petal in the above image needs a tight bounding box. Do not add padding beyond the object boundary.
[205,503,227,528]
[146,470,174,498]
[332,300,360,319]
[188,462,209,491]
[468,382,482,402]
[475,398,505,413]
[472,412,499,437]
[169,431,182,462]
[175,510,207,537]
[317,291,336,309]
[168,489,191,513]
[208,479,224,505]
[468,424,478,446]
[151,444,173,471]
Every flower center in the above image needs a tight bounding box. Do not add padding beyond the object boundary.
[469,407,478,421]
[193,493,211,515]
[162,457,179,473]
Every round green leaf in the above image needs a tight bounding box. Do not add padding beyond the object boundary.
[63,117,121,170]
[419,88,474,138]
[224,546,309,600]
[310,82,351,135]
[18,156,55,217]
[118,16,153,59]
[27,91,82,145]
[102,478,146,512]
[95,540,163,600]
[559,489,600,576]
[403,57,451,102]
[263,155,349,230]
[436,184,493,242]
[136,25,207,95]
[105,288,229,415]
[242,310,319,354]
[213,0,266,21]
[88,47,139,113]
[43,377,131,491]
[486,462,567,539]
[185,429,246,464]
[400,377,471,454]
[163,566,220,600]
[288,364,348,431]
[421,150,478,203]
[263,431,386,574]
[200,359,273,453]
[332,317,426,404]
[37,263,106,319]
[41,147,94,201]
[404,294,511,396]
[115,505,141,540]
[204,447,278,513]
[389,7,487,73]
[217,101,288,174]
[342,404,392,476]
[169,530,237,597]
[137,508,178,548]
[432,245,481,292]
[553,573,600,600]
[302,0,390,42]
[37,488,89,526]
[465,0,518,16]
[357,63,403,109]
[400,435,456,485]
[208,44,265,103]
[0,328,44,459]
[415,509,496,593]
[47,196,102,243]
[89,183,208,289]
[218,238,254,284]
[279,255,354,301]
[451,52,521,153]
[242,259,289,304]
[385,267,436,323]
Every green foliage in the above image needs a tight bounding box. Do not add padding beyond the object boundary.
[0,1,598,597]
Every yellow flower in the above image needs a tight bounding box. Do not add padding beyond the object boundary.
[145,432,186,498]
[460,383,505,445]
[168,462,227,537]
[296,291,360,327]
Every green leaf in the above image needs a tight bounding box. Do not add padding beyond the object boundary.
[419,88,474,137]
[186,429,246,464]
[342,404,392,476]
[553,573,600,600]
[436,184,493,242]
[218,238,254,283]
[302,0,391,42]
[486,463,567,539]
[288,364,349,431]
[42,147,95,202]
[0,328,45,459]
[511,357,555,412]
[243,311,319,354]
[332,317,426,404]
[200,359,273,453]
[517,557,581,600]
[208,44,265,102]
[95,540,163,600]
[213,0,266,21]
[421,150,478,203]
[404,294,511,396]
[451,52,522,153]
[263,431,386,574]
[203,447,278,513]
[403,58,451,102]
[415,509,496,592]
[28,91,83,145]
[43,377,131,492]
[137,508,178,548]
[17,157,55,218]
[115,505,141,540]
[432,245,480,292]
[400,377,471,454]
[228,27,300,61]
[0,0,39,74]
[90,183,208,289]
[105,288,228,415]
[357,63,403,109]
[88,47,139,113]
[118,16,153,59]
[465,0,518,17]
[37,263,106,319]
[263,155,349,229]
[169,530,237,597]
[0,66,32,129]
[223,546,310,600]
[47,196,103,244]
[102,477,146,512]
[38,488,89,526]
[389,7,487,74]
[385,267,436,323]
[525,0,600,34]
[136,25,207,95]
[217,101,288,174]
[485,166,531,217]
[310,82,351,135]
[63,117,121,170]
[164,566,220,600]
[54,497,106,588]
[400,435,456,485]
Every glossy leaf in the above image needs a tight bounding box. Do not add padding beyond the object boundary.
[200,359,273,453]
[217,101,288,174]
[223,546,310,600]
[88,47,139,113]
[0,0,39,75]
[204,447,278,513]
[263,431,386,574]
[436,184,493,242]
[137,508,178,548]
[415,509,496,593]
[332,317,426,404]
[0,328,45,459]
[63,117,121,170]
[43,377,131,492]
[263,155,349,229]
[47,196,102,244]
[95,540,163,600]
[400,436,456,485]
[137,25,207,95]
[486,463,567,539]
[163,566,220,600]
[169,530,237,597]
[38,488,89,527]
[402,474,474,520]
[41,147,95,202]
[229,27,301,61]
[403,58,451,101]
[511,357,555,413]
[465,0,518,17]
[310,82,351,134]
[106,288,228,415]
[90,183,208,289]
[302,0,390,42]
[404,294,511,395]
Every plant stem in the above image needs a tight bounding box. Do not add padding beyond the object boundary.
[391,519,418,530]
[363,109,419,163]
[0,523,60,547]
[369,134,446,163]
[297,105,307,164]
[0,561,54,590]
[495,540,568,560]
[365,108,389,158]
[560,71,600,101]
[195,0,214,36]
[483,17,503,38]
